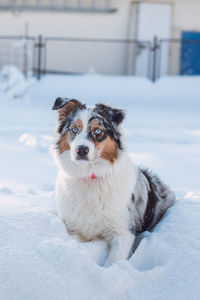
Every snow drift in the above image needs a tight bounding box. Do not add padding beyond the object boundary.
[0,72,200,300]
[0,65,35,100]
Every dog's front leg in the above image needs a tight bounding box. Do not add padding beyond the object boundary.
[104,232,135,267]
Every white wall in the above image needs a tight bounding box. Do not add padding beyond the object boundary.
[0,1,129,38]
[0,0,132,75]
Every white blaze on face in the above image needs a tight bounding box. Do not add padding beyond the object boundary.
[70,108,98,163]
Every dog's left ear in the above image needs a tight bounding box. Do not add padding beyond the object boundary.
[108,107,125,125]
[96,104,125,126]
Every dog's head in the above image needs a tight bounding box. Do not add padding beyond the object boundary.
[52,98,125,178]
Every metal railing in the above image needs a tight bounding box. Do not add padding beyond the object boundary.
[43,36,151,79]
[158,38,200,78]
[0,35,36,77]
[1,34,200,81]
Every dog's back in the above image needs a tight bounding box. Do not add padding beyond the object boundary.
[129,168,175,235]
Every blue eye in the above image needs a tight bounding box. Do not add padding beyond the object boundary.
[95,128,102,135]
[72,127,78,134]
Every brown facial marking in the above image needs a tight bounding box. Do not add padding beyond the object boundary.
[90,120,102,130]
[89,120,104,139]
[70,119,83,137]
[95,136,118,163]
[59,119,83,154]
[58,100,82,121]
[59,133,70,154]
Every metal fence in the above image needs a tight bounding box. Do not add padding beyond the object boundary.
[1,34,200,81]
[0,35,36,77]
[159,38,200,77]
[43,36,151,78]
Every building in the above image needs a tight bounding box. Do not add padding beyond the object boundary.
[0,0,200,78]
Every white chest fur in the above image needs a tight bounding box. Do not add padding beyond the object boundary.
[55,155,138,241]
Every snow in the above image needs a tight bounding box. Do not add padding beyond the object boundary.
[0,65,35,101]
[0,68,200,299]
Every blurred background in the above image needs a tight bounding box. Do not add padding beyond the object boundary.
[0,0,200,81]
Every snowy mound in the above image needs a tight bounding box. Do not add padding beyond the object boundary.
[0,65,35,100]
[19,133,51,152]
[1,194,200,300]
[0,73,200,299]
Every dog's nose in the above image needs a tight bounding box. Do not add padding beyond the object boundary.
[76,145,89,158]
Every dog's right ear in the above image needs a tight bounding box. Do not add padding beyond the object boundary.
[52,97,70,110]
[52,97,85,121]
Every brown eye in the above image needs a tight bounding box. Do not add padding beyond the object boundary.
[95,128,102,135]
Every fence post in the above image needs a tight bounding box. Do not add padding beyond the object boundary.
[23,22,29,78]
[36,35,43,80]
[152,36,159,82]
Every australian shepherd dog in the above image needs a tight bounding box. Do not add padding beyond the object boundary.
[52,98,175,267]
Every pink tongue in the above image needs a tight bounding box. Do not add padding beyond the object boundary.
[91,173,97,179]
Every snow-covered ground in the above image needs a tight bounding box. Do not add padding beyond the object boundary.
[0,69,200,300]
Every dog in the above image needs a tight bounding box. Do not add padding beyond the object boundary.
[52,98,175,267]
